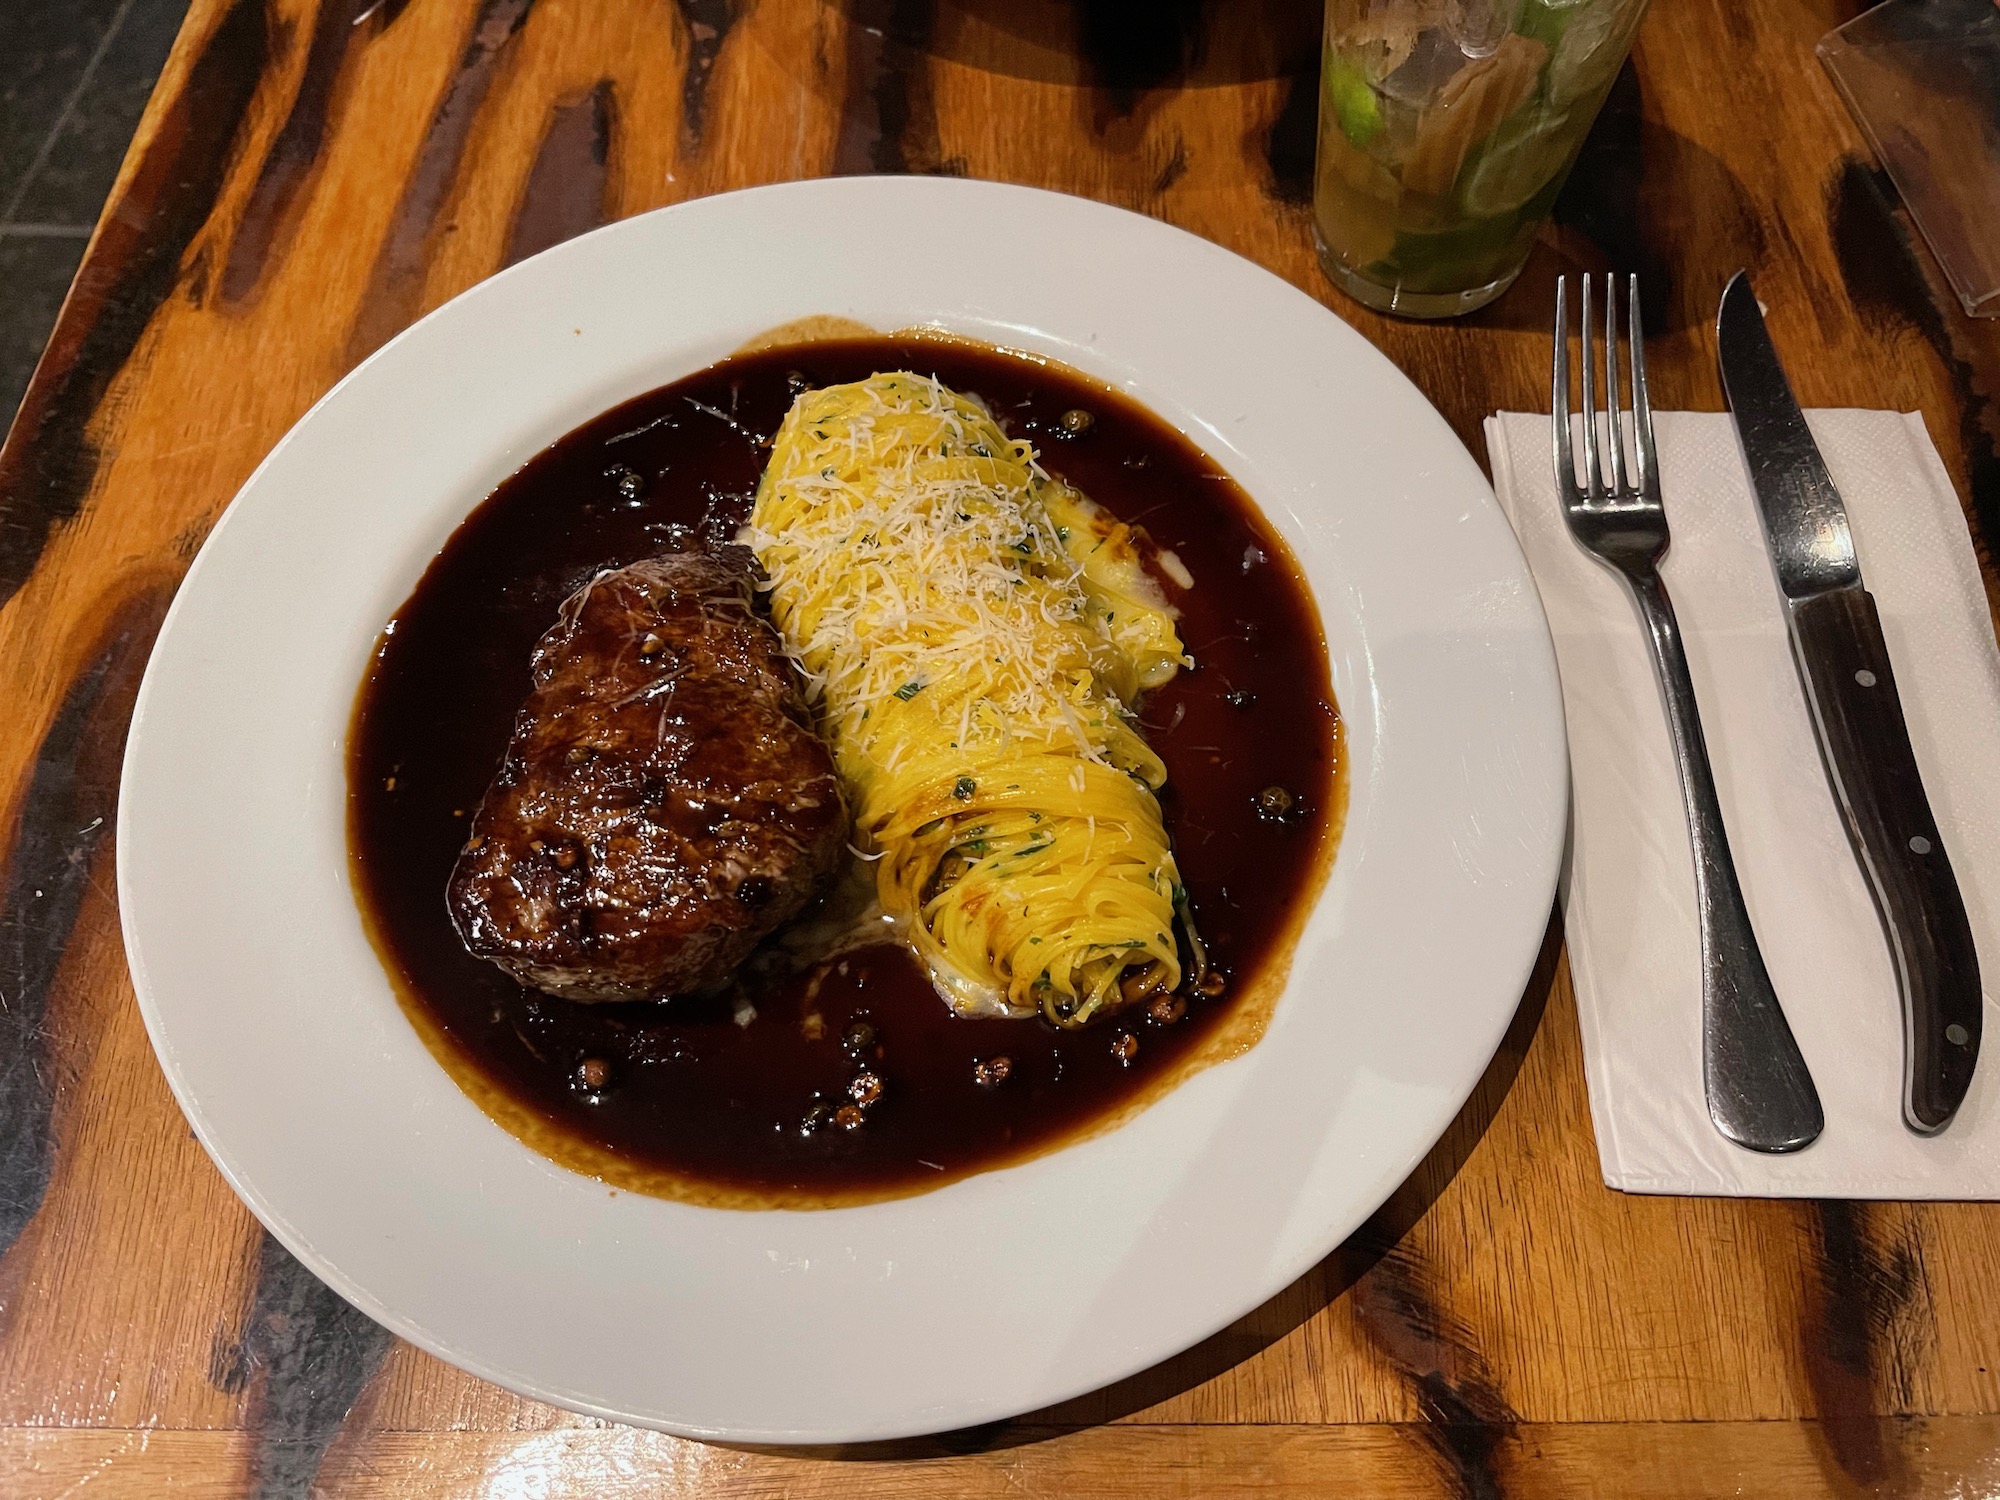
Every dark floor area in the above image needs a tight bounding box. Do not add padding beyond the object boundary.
[0,0,191,431]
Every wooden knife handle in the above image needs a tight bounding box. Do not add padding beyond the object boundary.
[1790,586,1982,1132]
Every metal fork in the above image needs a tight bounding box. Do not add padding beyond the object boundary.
[1554,273,1823,1154]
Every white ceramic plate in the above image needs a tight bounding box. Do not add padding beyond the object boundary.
[120,178,1565,1443]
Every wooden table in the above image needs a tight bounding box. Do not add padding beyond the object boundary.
[4,1,1998,1494]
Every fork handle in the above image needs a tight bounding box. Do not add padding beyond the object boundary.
[1627,569,1825,1153]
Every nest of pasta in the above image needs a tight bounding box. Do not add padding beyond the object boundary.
[746,371,1203,1029]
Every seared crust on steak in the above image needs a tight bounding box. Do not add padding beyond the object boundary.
[448,547,847,1000]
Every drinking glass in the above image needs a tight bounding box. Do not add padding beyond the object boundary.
[1314,0,1649,318]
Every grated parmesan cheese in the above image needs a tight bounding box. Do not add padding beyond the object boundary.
[747,373,1196,1027]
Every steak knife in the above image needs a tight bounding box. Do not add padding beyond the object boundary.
[1717,271,1982,1133]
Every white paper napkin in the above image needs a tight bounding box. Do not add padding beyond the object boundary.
[1486,409,2000,1197]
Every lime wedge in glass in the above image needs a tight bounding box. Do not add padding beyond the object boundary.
[1455,104,1575,218]
[1324,50,1384,146]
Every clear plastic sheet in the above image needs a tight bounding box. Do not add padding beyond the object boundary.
[1819,0,2000,318]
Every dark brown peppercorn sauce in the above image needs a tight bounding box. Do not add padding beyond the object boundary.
[348,335,1342,1208]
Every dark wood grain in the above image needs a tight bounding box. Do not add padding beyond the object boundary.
[346,0,539,361]
[220,0,413,308]
[671,0,746,147]
[2,0,1999,1493]
[0,0,266,608]
[0,584,168,1261]
[503,77,617,266]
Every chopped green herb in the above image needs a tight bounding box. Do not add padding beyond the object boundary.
[953,776,977,800]
[895,681,924,701]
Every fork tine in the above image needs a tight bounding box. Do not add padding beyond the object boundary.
[1603,274,1628,496]
[1627,272,1659,497]
[1552,275,1573,496]
[1579,274,1600,499]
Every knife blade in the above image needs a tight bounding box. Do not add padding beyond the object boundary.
[1717,270,1982,1133]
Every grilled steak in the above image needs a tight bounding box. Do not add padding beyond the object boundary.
[448,547,847,1001]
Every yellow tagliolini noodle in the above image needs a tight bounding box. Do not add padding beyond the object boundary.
[746,371,1195,1028]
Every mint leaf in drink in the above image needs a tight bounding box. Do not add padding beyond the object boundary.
[1517,0,1644,108]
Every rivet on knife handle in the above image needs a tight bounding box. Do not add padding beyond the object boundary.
[1789,587,1981,1130]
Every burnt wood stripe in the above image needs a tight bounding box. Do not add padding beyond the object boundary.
[345,0,540,363]
[1801,1200,1926,1491]
[1323,919,1554,1500]
[834,0,944,176]
[1076,0,1202,122]
[221,0,412,309]
[503,79,617,269]
[211,1232,395,1499]
[1829,156,2000,563]
[673,0,745,149]
[1262,64,1315,207]
[0,0,269,613]
[0,585,172,1262]
[1345,1234,1520,1500]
